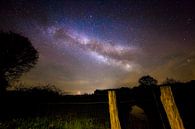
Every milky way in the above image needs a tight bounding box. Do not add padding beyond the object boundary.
[0,0,195,94]
[43,25,139,71]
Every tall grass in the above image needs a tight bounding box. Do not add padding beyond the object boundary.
[0,114,110,129]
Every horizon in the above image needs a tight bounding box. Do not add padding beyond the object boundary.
[8,79,195,95]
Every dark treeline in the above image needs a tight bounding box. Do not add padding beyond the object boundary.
[0,79,195,129]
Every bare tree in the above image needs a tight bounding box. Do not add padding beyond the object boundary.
[0,31,38,94]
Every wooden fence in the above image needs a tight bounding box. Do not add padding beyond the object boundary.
[108,87,185,129]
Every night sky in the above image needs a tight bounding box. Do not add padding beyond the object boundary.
[0,0,195,94]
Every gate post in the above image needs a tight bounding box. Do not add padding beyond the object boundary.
[108,90,121,129]
[160,86,185,129]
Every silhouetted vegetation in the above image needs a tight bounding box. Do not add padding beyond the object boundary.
[0,84,110,129]
[0,75,194,129]
[138,75,158,87]
[0,31,38,95]
[0,35,194,129]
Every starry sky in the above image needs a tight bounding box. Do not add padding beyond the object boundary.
[0,0,195,94]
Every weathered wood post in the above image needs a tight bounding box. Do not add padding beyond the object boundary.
[108,90,121,129]
[160,86,185,129]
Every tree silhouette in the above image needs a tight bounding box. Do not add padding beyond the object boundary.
[162,78,178,85]
[138,75,157,87]
[0,31,38,94]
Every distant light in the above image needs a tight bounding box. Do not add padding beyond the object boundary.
[77,91,81,95]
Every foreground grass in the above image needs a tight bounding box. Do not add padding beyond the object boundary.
[0,114,110,129]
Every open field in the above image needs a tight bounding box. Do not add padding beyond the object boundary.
[0,113,110,129]
[0,101,110,129]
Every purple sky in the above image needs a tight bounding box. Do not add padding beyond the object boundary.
[0,0,195,94]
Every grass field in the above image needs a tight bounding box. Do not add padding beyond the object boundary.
[0,113,110,129]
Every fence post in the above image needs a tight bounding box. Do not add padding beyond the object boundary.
[160,86,185,129]
[108,90,121,129]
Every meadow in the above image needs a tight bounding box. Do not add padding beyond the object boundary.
[0,90,110,129]
[0,113,110,129]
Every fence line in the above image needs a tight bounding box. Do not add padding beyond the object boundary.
[40,100,136,105]
[41,102,108,105]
